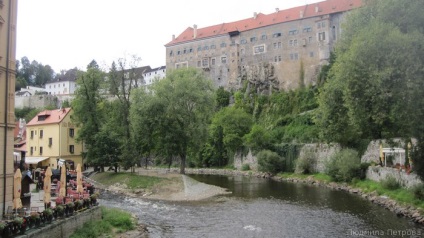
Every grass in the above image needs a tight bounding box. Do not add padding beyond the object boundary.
[91,172,167,189]
[351,179,424,210]
[70,207,136,238]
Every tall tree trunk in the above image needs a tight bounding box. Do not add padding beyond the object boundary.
[180,154,186,174]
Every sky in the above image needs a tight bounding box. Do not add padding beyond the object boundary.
[16,0,322,73]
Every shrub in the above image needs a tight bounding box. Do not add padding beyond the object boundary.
[411,184,424,200]
[241,164,251,171]
[381,175,401,190]
[257,149,285,174]
[325,148,361,182]
[295,150,316,174]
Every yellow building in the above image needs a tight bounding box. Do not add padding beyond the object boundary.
[0,0,18,217]
[26,108,83,170]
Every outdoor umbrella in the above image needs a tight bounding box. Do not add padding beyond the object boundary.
[76,163,84,194]
[13,168,23,210]
[379,144,384,165]
[43,167,52,206]
[59,165,66,197]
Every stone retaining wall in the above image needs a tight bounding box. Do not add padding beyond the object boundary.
[366,166,422,188]
[17,206,101,238]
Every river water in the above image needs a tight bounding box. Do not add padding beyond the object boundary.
[100,174,423,238]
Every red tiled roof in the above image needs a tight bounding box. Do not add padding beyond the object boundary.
[165,0,362,46]
[27,108,71,126]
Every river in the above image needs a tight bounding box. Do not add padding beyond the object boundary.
[100,174,423,238]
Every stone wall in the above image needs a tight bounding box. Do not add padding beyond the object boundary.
[299,143,341,173]
[20,206,102,238]
[15,95,58,109]
[366,166,422,188]
[234,150,258,171]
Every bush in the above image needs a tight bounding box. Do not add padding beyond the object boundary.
[325,148,361,182]
[381,175,401,190]
[257,150,285,174]
[411,184,424,200]
[241,164,251,171]
[295,150,316,174]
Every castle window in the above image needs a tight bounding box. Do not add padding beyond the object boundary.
[197,46,202,51]
[332,26,337,40]
[211,58,216,66]
[253,45,265,54]
[189,48,193,53]
[240,39,247,44]
[202,58,209,67]
[203,46,209,50]
[250,37,257,43]
[289,30,298,35]
[177,50,181,55]
[272,32,282,38]
[309,36,313,43]
[261,34,267,40]
[303,27,312,33]
[221,56,227,64]
[220,42,227,48]
[318,32,326,41]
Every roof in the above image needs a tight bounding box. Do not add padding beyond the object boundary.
[165,0,362,47]
[144,66,166,74]
[27,108,72,126]
[15,91,31,96]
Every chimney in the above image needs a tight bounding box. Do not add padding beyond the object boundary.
[253,12,257,19]
[300,10,304,18]
[193,24,198,39]
[315,5,319,13]
[275,8,279,13]
[172,34,175,40]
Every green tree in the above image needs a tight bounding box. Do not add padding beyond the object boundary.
[131,68,215,174]
[72,63,106,170]
[215,86,231,110]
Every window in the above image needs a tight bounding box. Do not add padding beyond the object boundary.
[274,56,278,62]
[210,45,216,49]
[30,147,33,155]
[220,42,227,48]
[39,130,43,138]
[39,146,43,155]
[303,27,312,33]
[69,128,75,137]
[211,58,216,66]
[289,40,293,47]
[202,58,209,67]
[254,45,265,54]
[197,46,202,51]
[240,39,247,44]
[30,130,34,139]
[250,37,257,43]
[309,36,313,43]
[49,137,53,146]
[317,21,326,29]
[177,50,181,55]
[319,32,326,41]
[203,46,209,50]
[221,56,227,64]
[189,48,193,53]
[290,53,299,60]
[197,61,201,67]
[261,34,267,40]
[294,39,298,46]
[278,55,282,61]
[69,145,74,154]
[169,50,173,56]
[289,30,298,35]
[272,32,282,38]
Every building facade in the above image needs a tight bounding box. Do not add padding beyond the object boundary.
[143,66,166,86]
[45,79,77,95]
[25,108,83,171]
[0,0,18,217]
[165,0,361,91]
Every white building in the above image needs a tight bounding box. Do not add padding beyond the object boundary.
[143,66,166,86]
[45,79,77,95]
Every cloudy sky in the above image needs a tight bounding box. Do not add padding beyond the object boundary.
[16,0,321,73]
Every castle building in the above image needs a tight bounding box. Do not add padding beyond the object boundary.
[165,0,361,91]
[0,0,18,217]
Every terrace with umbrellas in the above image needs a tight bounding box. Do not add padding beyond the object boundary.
[0,163,99,236]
